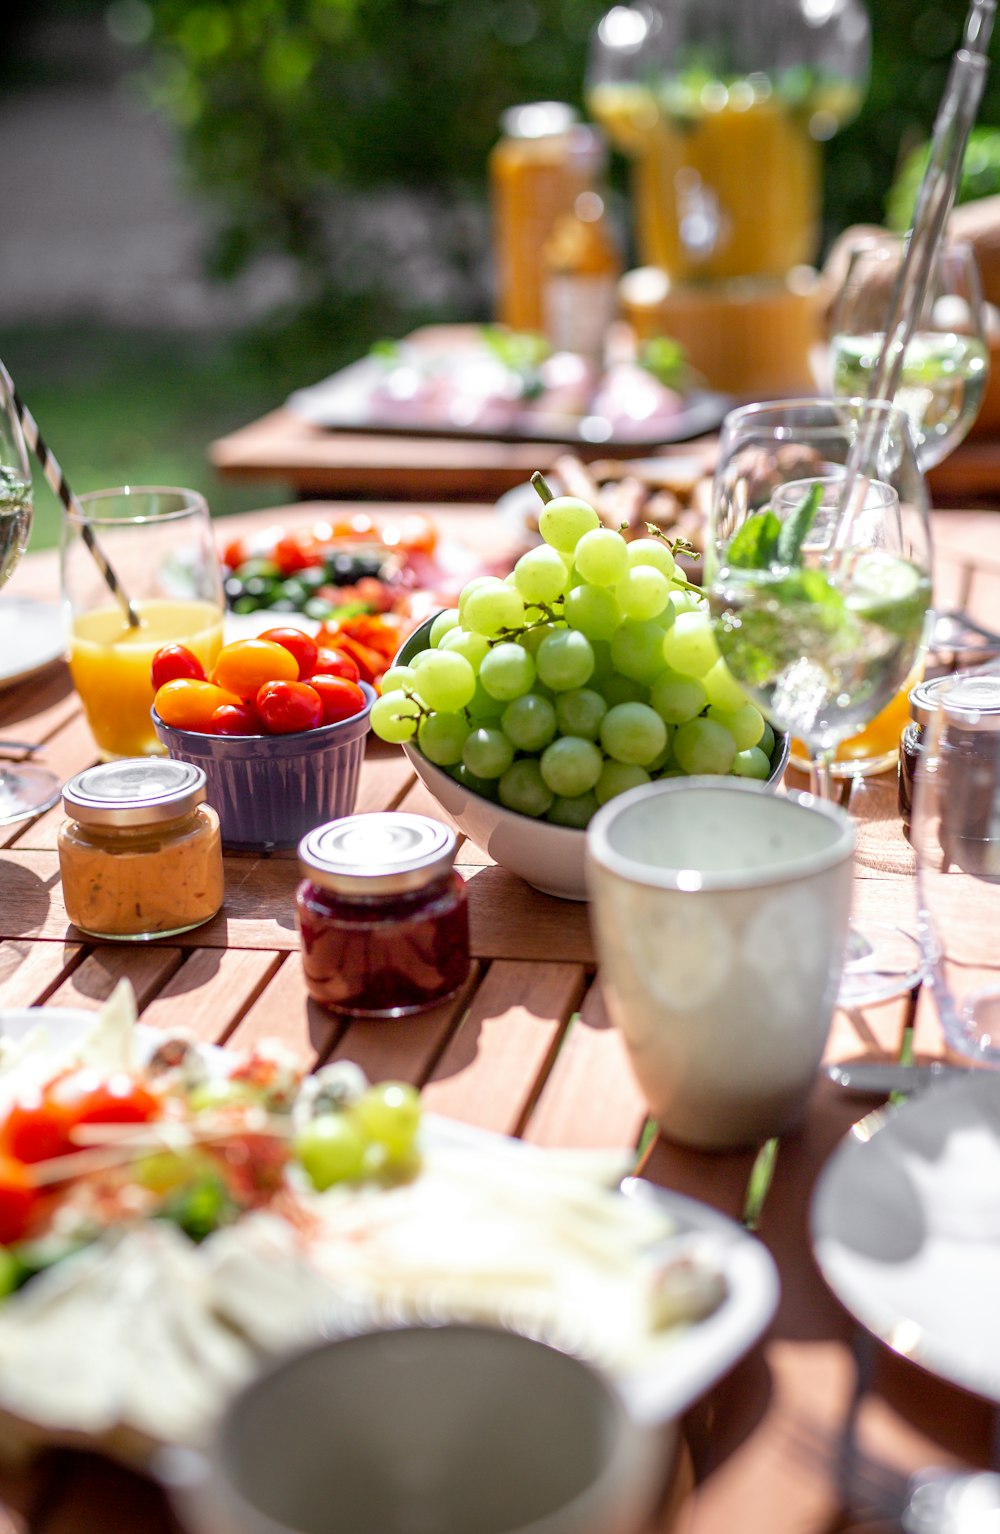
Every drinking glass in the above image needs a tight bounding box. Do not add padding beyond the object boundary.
[61,488,224,761]
[913,669,1000,1067]
[830,236,990,471]
[0,372,61,823]
[708,398,933,1005]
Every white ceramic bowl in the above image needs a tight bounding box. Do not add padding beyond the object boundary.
[396,618,789,902]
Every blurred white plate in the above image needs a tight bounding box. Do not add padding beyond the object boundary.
[812,1072,1000,1402]
[0,598,65,688]
[0,1007,779,1442]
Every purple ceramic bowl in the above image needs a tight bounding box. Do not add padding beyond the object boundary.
[152,682,375,851]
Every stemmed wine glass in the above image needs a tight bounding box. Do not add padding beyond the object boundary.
[830,236,990,470]
[707,397,933,1006]
[0,372,61,824]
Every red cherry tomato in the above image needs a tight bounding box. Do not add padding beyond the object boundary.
[258,627,319,680]
[0,1155,38,1244]
[309,675,367,726]
[256,680,324,734]
[47,1070,160,1132]
[154,679,242,733]
[150,643,206,691]
[212,639,299,701]
[211,702,261,736]
[311,646,361,684]
[272,532,322,576]
[221,535,252,571]
[0,1091,73,1164]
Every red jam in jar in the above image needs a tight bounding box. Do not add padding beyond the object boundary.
[296,813,470,1017]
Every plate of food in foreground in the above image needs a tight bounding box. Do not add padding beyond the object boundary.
[0,988,779,1463]
[812,1072,1000,1403]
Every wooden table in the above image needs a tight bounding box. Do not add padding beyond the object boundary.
[1,503,999,1533]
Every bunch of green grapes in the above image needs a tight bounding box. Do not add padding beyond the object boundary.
[370,483,775,828]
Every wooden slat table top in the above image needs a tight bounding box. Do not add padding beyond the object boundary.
[0,501,998,1533]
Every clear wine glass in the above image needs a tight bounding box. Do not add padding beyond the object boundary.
[0,371,61,825]
[830,236,990,470]
[913,669,1000,1068]
[708,397,933,1006]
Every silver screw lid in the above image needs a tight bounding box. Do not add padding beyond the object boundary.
[910,671,1000,728]
[63,759,206,828]
[298,812,458,896]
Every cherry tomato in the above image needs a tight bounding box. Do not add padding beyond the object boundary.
[221,535,252,571]
[256,680,324,734]
[212,639,298,701]
[0,1091,72,1164]
[312,646,361,684]
[47,1069,160,1131]
[0,1155,38,1244]
[258,627,319,680]
[310,675,367,725]
[150,643,206,691]
[272,532,322,576]
[330,512,376,540]
[211,702,261,736]
[154,679,242,733]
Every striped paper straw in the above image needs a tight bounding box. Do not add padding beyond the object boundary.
[0,359,140,629]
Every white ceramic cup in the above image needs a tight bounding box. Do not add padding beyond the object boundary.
[159,1324,668,1534]
[586,779,855,1151]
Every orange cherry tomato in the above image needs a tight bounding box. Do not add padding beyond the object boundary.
[0,1154,38,1244]
[211,702,261,736]
[310,675,368,725]
[150,643,206,691]
[212,639,298,702]
[258,627,319,680]
[256,680,324,734]
[154,679,242,733]
[312,646,361,684]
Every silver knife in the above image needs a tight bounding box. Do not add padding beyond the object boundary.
[824,1060,980,1095]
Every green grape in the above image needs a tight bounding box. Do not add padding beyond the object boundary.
[418,711,471,767]
[563,582,621,642]
[732,745,772,780]
[537,495,600,552]
[547,791,599,828]
[458,575,504,621]
[480,641,536,701]
[349,1082,422,1165]
[626,537,676,579]
[600,702,668,765]
[539,736,603,796]
[520,621,562,657]
[463,726,515,779]
[464,583,526,638]
[600,674,647,707]
[295,1114,367,1190]
[703,658,750,711]
[408,649,436,671]
[707,702,764,752]
[588,639,613,682]
[498,759,554,817]
[536,628,595,691]
[661,612,719,678]
[513,544,571,604]
[429,608,460,646]
[573,527,629,587]
[609,620,668,684]
[439,627,491,669]
[451,763,500,799]
[644,733,674,773]
[649,669,707,725]
[673,716,737,775]
[615,565,671,621]
[466,679,504,724]
[595,761,651,805]
[380,664,417,694]
[501,692,557,751]
[370,691,422,744]
[412,650,477,712]
[759,721,776,759]
[555,688,607,740]
[667,590,702,617]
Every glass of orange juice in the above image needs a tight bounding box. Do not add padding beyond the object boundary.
[61,487,224,760]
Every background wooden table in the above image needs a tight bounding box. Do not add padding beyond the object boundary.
[0,503,997,1532]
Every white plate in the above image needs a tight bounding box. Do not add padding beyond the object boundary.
[0,598,65,689]
[812,1072,1000,1402]
[0,1008,779,1437]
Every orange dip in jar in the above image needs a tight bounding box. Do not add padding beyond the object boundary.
[59,759,224,940]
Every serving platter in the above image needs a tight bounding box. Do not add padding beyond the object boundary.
[0,1005,779,1459]
[811,1071,1000,1402]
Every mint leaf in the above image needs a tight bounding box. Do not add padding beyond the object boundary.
[725,511,781,570]
[776,483,822,567]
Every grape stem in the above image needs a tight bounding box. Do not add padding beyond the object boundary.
[530,472,555,505]
[490,601,564,644]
